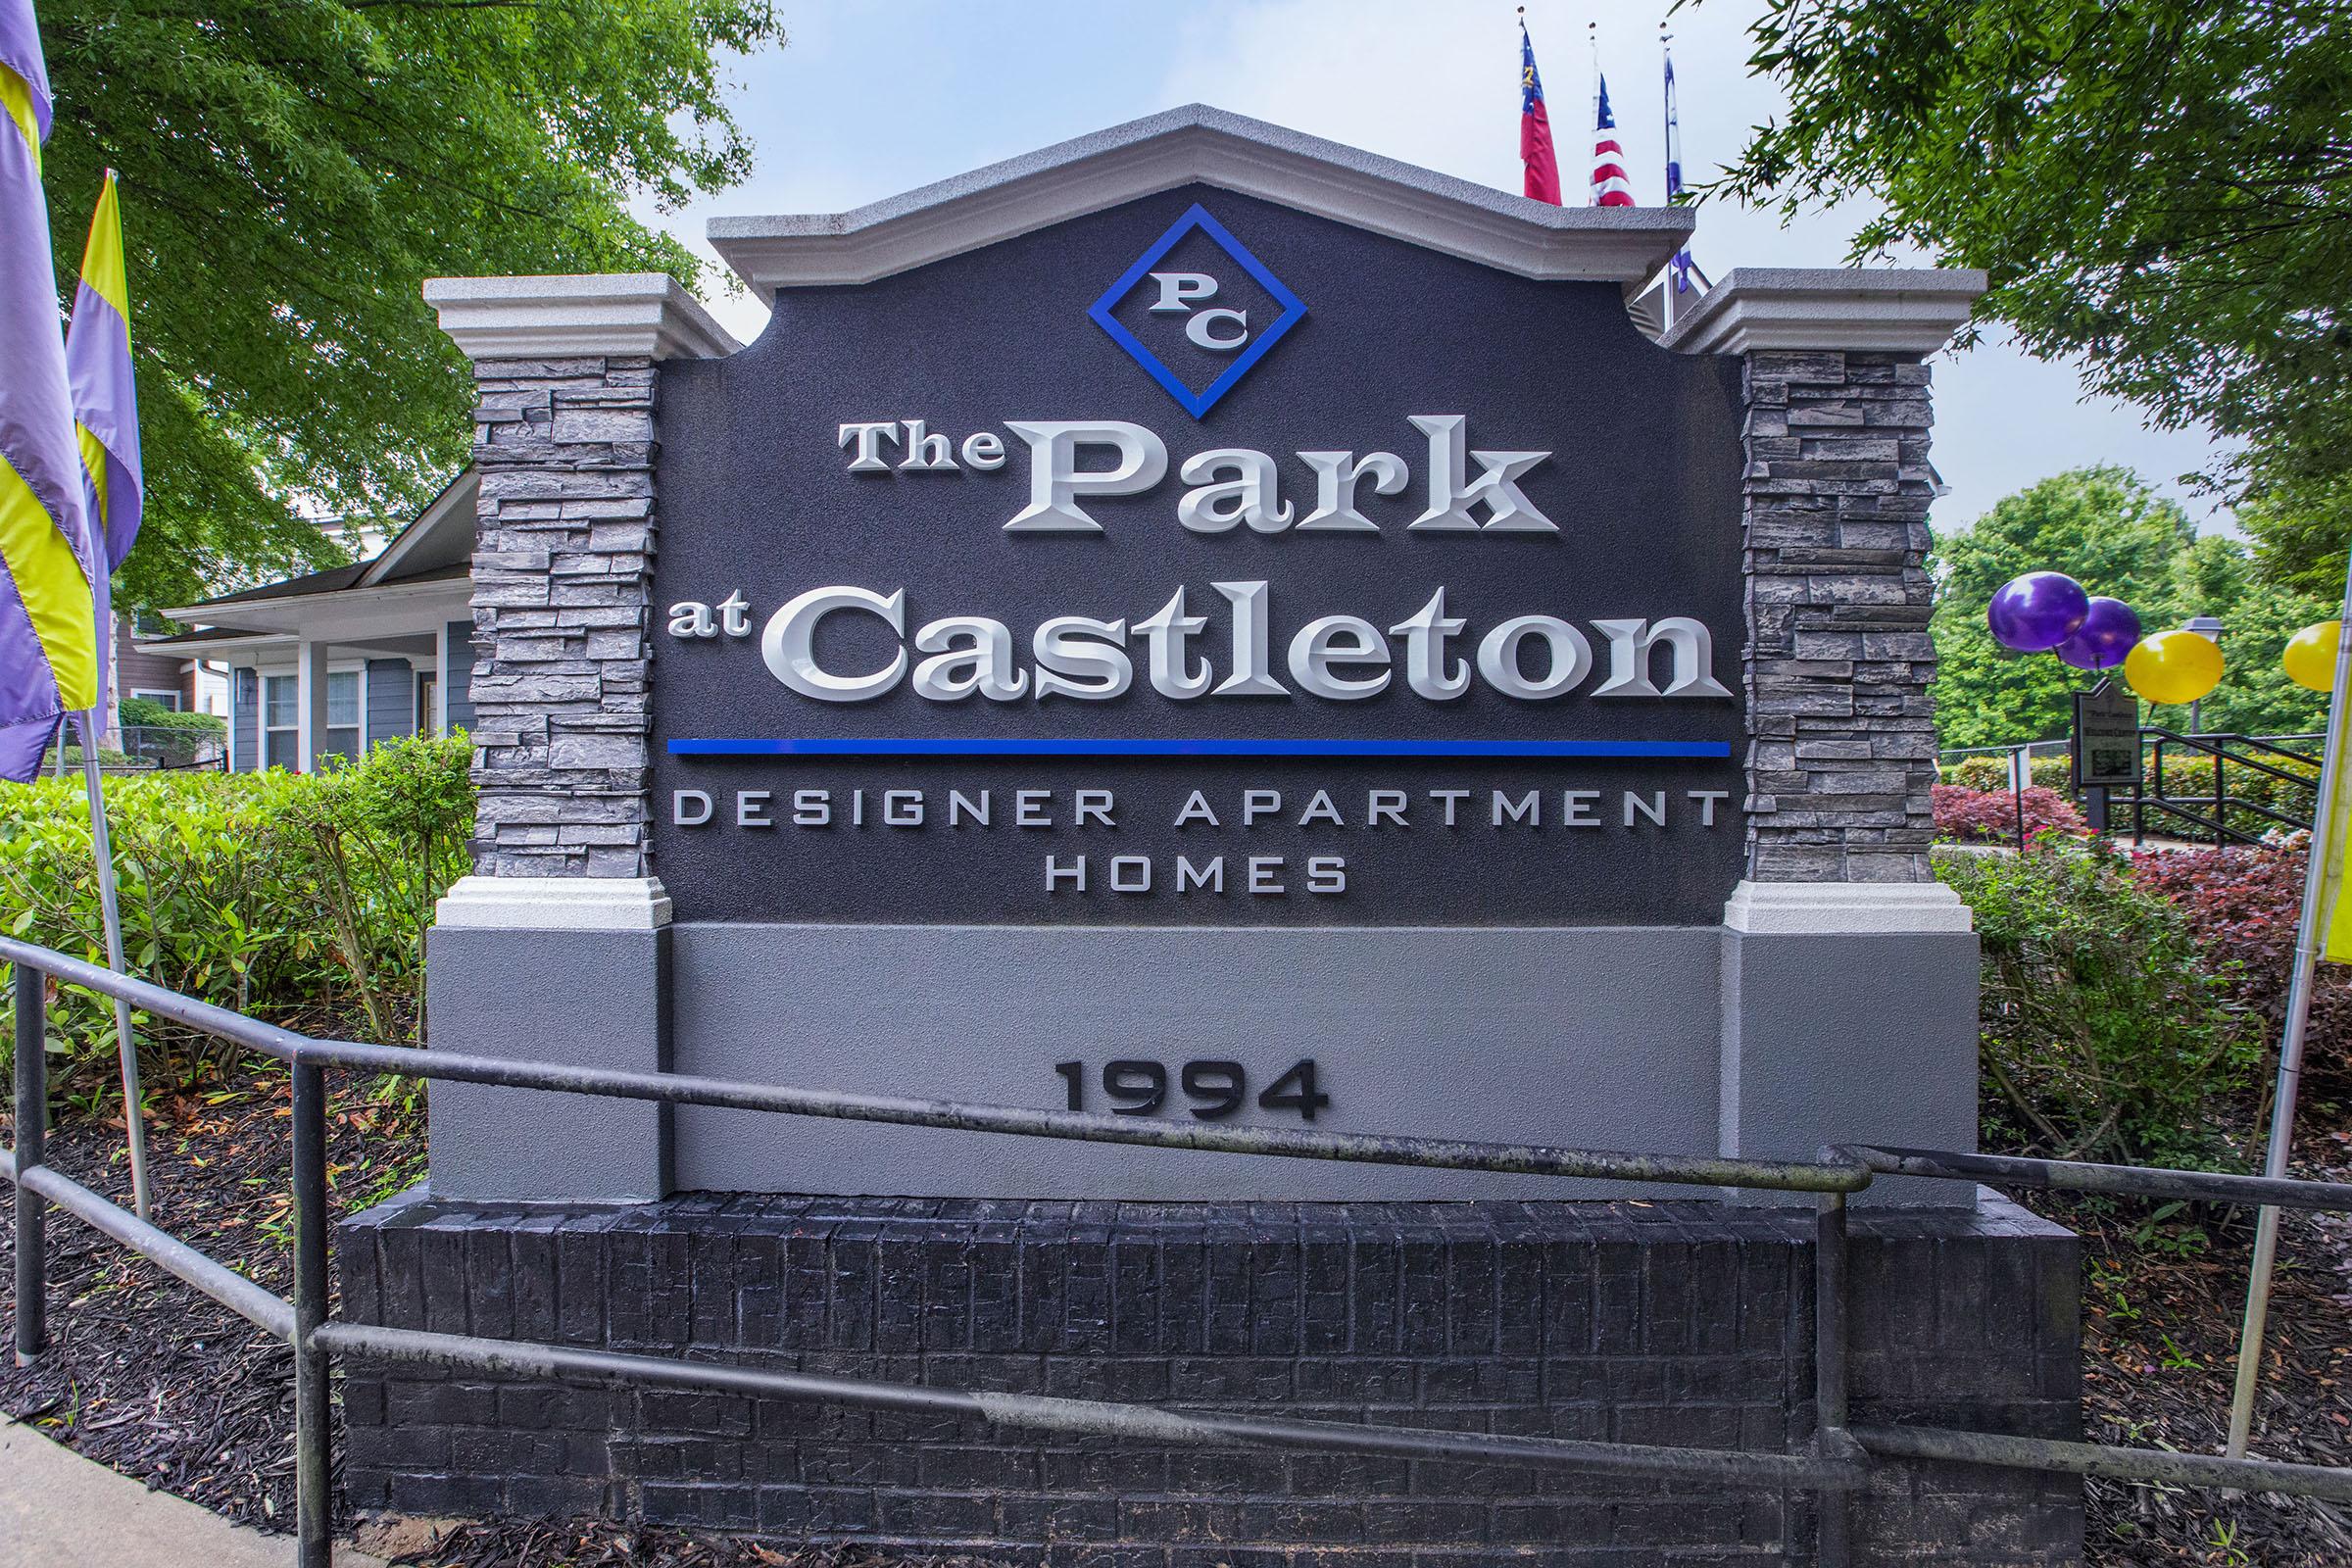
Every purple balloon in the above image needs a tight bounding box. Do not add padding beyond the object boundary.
[2054,597,2142,669]
[1988,571,2091,653]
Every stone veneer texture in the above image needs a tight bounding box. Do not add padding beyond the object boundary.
[1740,350,1940,886]
[464,353,659,878]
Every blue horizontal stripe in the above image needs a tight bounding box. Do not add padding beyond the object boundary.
[668,738,1732,760]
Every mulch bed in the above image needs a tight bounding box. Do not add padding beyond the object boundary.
[2023,1131,2352,1567]
[373,1524,1004,1568]
[0,1049,424,1531]
[9,1056,2352,1565]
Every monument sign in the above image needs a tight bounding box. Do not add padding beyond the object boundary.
[335,110,2082,1567]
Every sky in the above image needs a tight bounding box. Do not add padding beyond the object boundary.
[635,0,2235,537]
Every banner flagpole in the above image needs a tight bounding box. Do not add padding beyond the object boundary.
[73,709,152,1219]
[2225,550,2352,1455]
[61,166,153,1217]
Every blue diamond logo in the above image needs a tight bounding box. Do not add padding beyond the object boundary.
[1088,204,1306,419]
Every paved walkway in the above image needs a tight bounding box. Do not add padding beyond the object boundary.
[0,1417,385,1568]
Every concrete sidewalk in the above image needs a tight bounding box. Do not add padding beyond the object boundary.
[0,1417,385,1568]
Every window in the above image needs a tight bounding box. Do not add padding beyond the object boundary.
[127,689,181,712]
[325,670,360,760]
[416,671,438,736]
[263,674,298,770]
[261,669,363,769]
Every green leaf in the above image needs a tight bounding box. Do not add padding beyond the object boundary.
[39,0,786,615]
[1718,0,2352,593]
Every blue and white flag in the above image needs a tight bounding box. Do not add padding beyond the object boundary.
[1664,41,1695,292]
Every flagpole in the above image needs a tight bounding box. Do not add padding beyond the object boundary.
[1587,23,1599,214]
[73,710,152,1219]
[1659,22,1673,332]
[2225,550,2352,1455]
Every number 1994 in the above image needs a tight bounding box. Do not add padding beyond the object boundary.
[1054,1058,1330,1122]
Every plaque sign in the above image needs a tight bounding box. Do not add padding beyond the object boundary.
[652,187,1747,926]
[2073,680,2143,790]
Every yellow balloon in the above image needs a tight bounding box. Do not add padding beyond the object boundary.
[2284,620,2343,693]
[2124,629,2225,706]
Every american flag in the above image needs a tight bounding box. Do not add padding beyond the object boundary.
[1590,73,1634,207]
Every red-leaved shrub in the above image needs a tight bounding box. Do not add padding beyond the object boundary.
[1932,783,2087,845]
[2132,840,2352,1099]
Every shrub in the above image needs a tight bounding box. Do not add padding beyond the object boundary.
[59,745,143,769]
[1945,755,2009,792]
[1933,783,2087,844]
[2132,839,2352,1099]
[273,733,473,1041]
[0,733,474,1094]
[119,696,225,736]
[1939,839,2257,1167]
[1943,754,2073,794]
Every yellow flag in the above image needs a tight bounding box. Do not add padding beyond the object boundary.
[2314,619,2352,963]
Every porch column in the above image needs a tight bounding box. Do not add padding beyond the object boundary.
[294,638,330,774]
[432,620,452,735]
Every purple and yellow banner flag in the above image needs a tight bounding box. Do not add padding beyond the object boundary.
[0,0,98,781]
[67,169,140,716]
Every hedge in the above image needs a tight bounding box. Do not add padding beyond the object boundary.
[119,694,226,736]
[0,732,472,1092]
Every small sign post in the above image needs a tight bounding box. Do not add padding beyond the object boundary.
[2073,678,2141,833]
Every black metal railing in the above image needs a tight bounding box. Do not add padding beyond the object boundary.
[2120,729,2323,848]
[6,932,2352,1568]
[1940,730,2327,849]
[116,722,228,771]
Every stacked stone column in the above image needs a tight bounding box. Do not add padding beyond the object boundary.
[1741,351,1939,883]
[418,274,738,1202]
[1665,269,1985,890]
[1664,269,1989,1197]
[422,272,740,885]
[466,351,660,877]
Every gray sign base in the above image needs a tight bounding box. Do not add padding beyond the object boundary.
[425,880,1979,1206]
[338,1188,2081,1565]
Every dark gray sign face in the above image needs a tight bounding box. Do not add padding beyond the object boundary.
[2074,681,2142,788]
[653,186,1744,926]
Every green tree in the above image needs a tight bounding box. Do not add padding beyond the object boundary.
[1712,0,2352,592]
[2186,566,2335,739]
[1934,468,2190,748]
[1931,467,2331,747]
[38,0,782,612]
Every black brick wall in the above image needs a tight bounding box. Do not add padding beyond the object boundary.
[337,1193,2081,1566]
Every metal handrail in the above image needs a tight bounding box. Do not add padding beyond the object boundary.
[10,933,2352,1564]
[0,937,1865,1197]
[2145,727,2320,791]
[2120,727,2324,846]
[2130,794,2298,850]
[316,1320,1859,1490]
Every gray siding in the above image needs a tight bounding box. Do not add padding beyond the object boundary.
[444,619,476,732]
[231,667,259,772]
[114,613,188,709]
[366,658,414,745]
